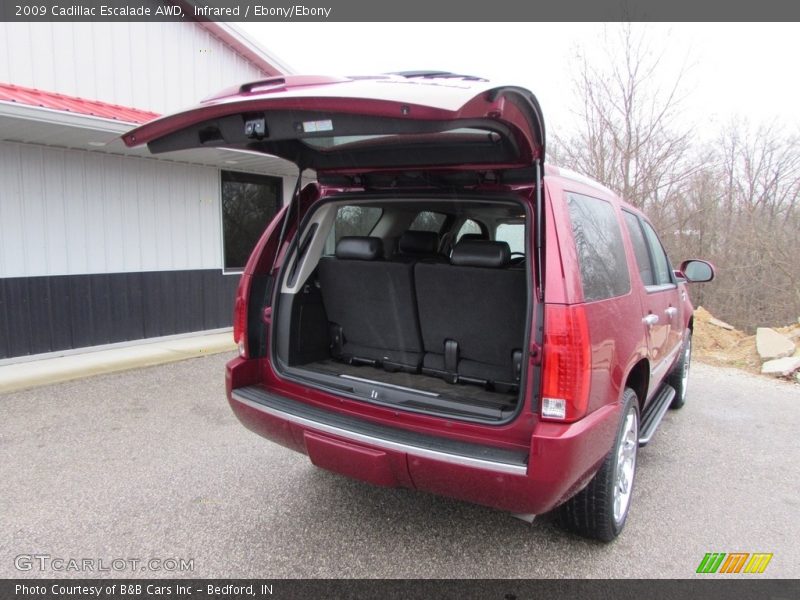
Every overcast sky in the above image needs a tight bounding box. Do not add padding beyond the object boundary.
[237,22,800,140]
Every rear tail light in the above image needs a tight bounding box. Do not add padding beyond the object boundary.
[233,295,247,358]
[232,275,251,358]
[540,304,591,422]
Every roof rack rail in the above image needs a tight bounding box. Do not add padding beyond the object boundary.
[389,70,487,81]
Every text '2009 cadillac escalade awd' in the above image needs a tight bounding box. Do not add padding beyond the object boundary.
[124,72,714,541]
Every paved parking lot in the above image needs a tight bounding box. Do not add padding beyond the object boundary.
[1,354,798,578]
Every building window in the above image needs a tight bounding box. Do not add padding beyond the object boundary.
[221,171,282,271]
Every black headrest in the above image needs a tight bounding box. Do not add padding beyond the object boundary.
[458,232,489,243]
[335,236,383,261]
[398,230,439,255]
[450,240,511,268]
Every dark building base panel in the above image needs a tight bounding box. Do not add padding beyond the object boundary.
[0,269,240,360]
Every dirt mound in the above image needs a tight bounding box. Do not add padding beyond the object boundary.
[693,307,761,373]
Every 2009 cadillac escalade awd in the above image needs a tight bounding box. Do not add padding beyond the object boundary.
[124,72,714,541]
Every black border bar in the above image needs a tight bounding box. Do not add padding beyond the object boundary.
[4,579,800,599]
[3,0,800,22]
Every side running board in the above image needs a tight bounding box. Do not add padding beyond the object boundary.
[638,384,676,446]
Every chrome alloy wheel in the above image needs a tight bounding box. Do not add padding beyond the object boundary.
[613,405,639,525]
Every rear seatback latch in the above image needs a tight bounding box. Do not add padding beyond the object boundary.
[513,349,523,381]
[330,323,344,358]
[444,339,459,384]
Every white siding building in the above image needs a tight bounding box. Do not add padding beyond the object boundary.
[0,21,298,360]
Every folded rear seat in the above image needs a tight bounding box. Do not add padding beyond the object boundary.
[317,236,424,371]
[414,240,526,390]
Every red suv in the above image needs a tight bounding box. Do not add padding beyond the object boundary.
[125,73,714,541]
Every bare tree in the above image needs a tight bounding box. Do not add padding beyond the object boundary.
[553,24,694,220]
[700,121,800,330]
[553,25,800,332]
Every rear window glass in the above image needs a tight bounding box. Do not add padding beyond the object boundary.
[324,206,382,254]
[410,211,446,232]
[567,193,631,302]
[496,223,525,254]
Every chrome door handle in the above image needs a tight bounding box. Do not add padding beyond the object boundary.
[643,314,659,327]
[665,307,678,319]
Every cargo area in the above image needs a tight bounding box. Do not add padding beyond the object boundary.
[270,196,532,422]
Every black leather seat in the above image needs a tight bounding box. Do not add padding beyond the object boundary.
[414,240,526,389]
[317,236,423,370]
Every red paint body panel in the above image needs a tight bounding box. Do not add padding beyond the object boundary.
[220,164,699,515]
[127,77,706,519]
[121,75,545,167]
[227,356,621,514]
[229,395,305,454]
[303,431,407,488]
[407,403,619,514]
[222,166,696,514]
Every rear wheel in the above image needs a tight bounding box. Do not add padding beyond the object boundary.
[667,333,692,409]
[556,388,639,542]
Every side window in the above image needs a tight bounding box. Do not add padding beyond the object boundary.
[567,193,631,302]
[495,223,525,254]
[623,212,655,286]
[410,211,446,232]
[641,221,673,285]
[325,205,382,254]
[221,170,282,271]
[456,219,483,241]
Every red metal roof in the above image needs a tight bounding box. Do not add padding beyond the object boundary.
[0,82,160,124]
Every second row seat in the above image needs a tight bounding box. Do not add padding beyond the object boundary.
[318,235,526,390]
[415,240,526,389]
[317,236,423,370]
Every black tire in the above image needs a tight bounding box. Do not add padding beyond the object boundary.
[555,388,639,542]
[666,333,692,409]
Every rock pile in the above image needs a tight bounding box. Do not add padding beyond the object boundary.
[693,307,800,382]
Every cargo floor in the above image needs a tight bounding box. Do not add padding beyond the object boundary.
[302,358,517,410]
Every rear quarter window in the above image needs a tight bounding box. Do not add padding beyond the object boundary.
[410,211,446,232]
[324,205,382,254]
[456,218,483,241]
[623,211,655,286]
[641,220,674,285]
[567,193,631,302]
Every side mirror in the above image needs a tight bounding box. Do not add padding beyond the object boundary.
[679,259,715,283]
